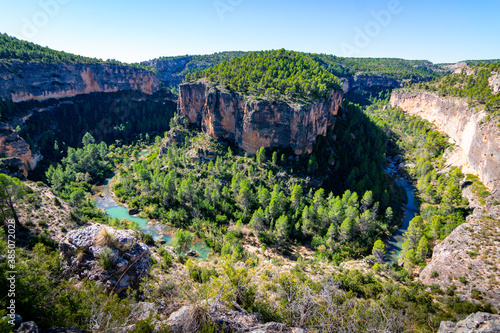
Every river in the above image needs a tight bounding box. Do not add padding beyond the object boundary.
[384,161,420,263]
[95,175,211,260]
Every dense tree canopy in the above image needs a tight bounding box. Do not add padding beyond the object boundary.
[185,50,342,103]
[0,33,149,69]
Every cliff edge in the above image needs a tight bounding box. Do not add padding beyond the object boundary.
[178,81,343,154]
[0,61,161,102]
[390,90,500,190]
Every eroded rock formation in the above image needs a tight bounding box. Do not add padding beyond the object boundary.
[420,217,500,310]
[439,312,500,333]
[165,301,304,333]
[59,224,151,294]
[390,90,500,190]
[340,74,405,93]
[0,61,160,102]
[0,126,40,177]
[178,81,343,154]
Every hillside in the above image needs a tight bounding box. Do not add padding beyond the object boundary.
[185,50,342,103]
[409,62,500,115]
[309,54,444,80]
[0,33,149,69]
[1,33,500,332]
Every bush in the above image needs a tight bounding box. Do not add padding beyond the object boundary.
[430,270,439,278]
[98,247,114,270]
[139,232,154,245]
[258,231,274,245]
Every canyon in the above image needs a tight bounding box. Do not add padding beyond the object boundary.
[390,90,500,191]
[178,81,343,154]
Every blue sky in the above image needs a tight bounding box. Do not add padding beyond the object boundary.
[0,0,498,64]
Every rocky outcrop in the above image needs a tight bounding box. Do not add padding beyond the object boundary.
[420,218,500,310]
[59,224,151,294]
[0,126,40,177]
[178,81,343,154]
[165,302,304,333]
[158,127,189,158]
[390,90,500,190]
[14,321,90,333]
[439,312,500,333]
[0,61,161,102]
[489,73,500,94]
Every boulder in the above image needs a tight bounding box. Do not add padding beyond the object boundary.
[186,250,198,257]
[128,208,139,216]
[165,301,303,333]
[15,322,37,333]
[42,328,89,333]
[438,312,500,333]
[59,224,151,294]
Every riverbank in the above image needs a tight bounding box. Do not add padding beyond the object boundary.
[94,171,212,260]
[384,158,420,263]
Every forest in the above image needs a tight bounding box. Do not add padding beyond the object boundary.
[0,33,150,70]
[367,104,471,269]
[44,101,403,262]
[306,54,444,80]
[185,50,342,103]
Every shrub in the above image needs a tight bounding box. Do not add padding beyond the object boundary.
[430,270,439,278]
[139,232,154,245]
[98,247,114,270]
[446,285,457,296]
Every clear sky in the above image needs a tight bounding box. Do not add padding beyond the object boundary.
[0,0,498,64]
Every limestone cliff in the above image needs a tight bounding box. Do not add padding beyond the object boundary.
[0,61,161,102]
[340,74,405,93]
[0,125,40,177]
[178,81,343,154]
[142,56,194,89]
[390,90,500,190]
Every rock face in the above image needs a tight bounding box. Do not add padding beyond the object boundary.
[439,312,500,333]
[0,61,161,102]
[489,73,500,94]
[390,90,500,190]
[420,218,500,310]
[165,302,304,333]
[340,75,405,93]
[59,224,151,294]
[0,126,41,177]
[142,56,193,89]
[178,81,343,154]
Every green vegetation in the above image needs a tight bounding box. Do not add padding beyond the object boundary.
[46,133,112,196]
[111,111,399,261]
[368,105,470,268]
[465,174,491,205]
[185,50,342,103]
[0,33,149,69]
[15,90,176,160]
[308,54,443,80]
[411,62,500,114]
[0,233,134,330]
